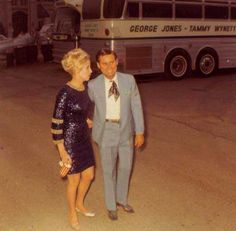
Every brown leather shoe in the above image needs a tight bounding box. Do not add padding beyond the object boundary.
[108,210,118,220]
[117,203,135,213]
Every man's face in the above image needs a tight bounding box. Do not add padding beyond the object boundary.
[97,54,118,79]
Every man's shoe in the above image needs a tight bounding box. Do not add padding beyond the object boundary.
[108,210,118,220]
[117,203,135,213]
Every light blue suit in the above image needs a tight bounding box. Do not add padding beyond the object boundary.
[88,72,144,211]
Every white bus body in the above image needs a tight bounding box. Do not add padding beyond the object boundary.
[53,0,236,79]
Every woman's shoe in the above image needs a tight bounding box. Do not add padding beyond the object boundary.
[71,222,80,231]
[76,208,95,217]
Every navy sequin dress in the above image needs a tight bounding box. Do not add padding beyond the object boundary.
[51,83,95,174]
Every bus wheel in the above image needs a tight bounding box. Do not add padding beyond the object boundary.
[197,50,218,77]
[165,50,191,80]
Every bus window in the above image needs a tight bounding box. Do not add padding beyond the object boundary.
[143,3,172,18]
[176,4,202,19]
[126,2,139,18]
[205,5,228,19]
[103,0,125,18]
[231,6,236,19]
[82,0,101,19]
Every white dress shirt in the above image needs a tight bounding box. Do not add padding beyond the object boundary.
[104,74,120,120]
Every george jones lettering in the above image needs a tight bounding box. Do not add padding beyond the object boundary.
[130,25,158,32]
[161,25,182,32]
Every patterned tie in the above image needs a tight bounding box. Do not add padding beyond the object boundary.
[108,81,120,101]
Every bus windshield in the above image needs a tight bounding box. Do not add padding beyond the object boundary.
[82,0,101,19]
[103,0,125,18]
[55,7,80,34]
[82,0,125,19]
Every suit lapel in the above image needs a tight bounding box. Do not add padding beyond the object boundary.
[117,73,126,122]
[98,75,106,120]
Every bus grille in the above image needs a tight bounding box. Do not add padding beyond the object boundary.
[126,47,152,70]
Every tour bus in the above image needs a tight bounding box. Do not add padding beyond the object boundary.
[53,0,236,79]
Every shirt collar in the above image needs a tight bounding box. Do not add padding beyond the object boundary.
[104,73,118,84]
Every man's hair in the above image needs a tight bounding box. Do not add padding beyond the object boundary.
[96,48,117,63]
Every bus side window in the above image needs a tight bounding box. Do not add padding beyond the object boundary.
[205,5,228,19]
[231,6,236,19]
[176,4,202,19]
[126,2,139,18]
[143,3,172,18]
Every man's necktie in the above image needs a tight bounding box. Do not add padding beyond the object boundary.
[108,81,120,101]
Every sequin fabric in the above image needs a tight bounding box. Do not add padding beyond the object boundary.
[51,85,95,174]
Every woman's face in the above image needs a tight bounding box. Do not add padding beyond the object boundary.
[78,60,92,82]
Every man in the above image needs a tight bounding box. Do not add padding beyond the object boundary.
[88,48,144,220]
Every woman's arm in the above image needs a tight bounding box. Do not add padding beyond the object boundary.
[51,90,71,165]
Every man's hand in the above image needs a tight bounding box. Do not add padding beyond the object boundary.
[135,134,144,149]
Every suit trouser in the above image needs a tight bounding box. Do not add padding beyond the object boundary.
[99,122,133,211]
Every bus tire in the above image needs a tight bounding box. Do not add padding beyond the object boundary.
[165,49,191,80]
[196,49,218,77]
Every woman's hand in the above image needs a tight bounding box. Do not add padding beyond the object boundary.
[61,152,72,166]
[57,143,72,165]
[57,143,72,177]
[86,118,93,128]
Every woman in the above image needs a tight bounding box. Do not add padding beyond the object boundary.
[51,48,95,230]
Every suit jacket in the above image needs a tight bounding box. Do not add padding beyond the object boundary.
[88,72,144,145]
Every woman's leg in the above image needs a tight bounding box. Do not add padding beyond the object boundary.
[67,173,80,226]
[76,166,94,212]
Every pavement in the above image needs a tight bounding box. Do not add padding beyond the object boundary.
[0,63,235,231]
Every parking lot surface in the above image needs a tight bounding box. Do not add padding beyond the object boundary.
[0,63,235,231]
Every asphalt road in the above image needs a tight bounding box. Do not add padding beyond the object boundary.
[0,63,235,231]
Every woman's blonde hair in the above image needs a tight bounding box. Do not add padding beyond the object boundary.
[61,48,90,75]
